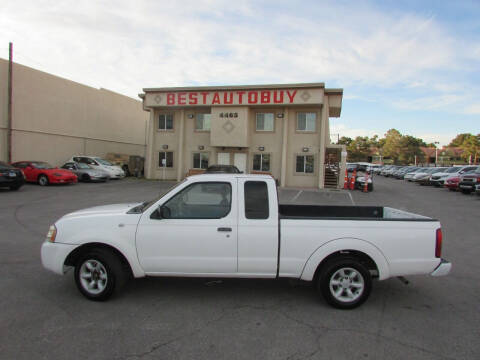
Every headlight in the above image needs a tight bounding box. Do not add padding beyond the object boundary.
[46,225,57,243]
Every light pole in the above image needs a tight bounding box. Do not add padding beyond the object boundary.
[434,141,440,166]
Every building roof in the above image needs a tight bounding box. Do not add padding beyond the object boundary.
[142,82,327,93]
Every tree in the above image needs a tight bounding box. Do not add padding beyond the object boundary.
[398,135,426,164]
[346,136,371,162]
[337,136,353,146]
[449,133,472,147]
[382,129,403,164]
[460,134,480,163]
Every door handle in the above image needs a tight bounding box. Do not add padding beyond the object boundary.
[217,227,232,232]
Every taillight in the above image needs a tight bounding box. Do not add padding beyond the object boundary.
[46,225,57,243]
[477,178,480,183]
[435,228,442,258]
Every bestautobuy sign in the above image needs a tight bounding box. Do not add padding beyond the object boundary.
[145,88,324,107]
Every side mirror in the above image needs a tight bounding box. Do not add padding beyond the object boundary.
[160,205,171,219]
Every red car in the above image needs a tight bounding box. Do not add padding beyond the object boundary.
[444,175,460,191]
[12,161,77,186]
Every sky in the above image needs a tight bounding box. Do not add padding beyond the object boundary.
[1,0,479,146]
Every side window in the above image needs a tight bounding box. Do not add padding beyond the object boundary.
[62,163,75,170]
[159,114,174,130]
[195,114,211,131]
[296,155,314,173]
[244,181,269,219]
[253,154,270,171]
[159,152,174,168]
[162,182,231,219]
[297,113,316,131]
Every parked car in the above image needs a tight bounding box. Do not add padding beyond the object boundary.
[69,156,125,179]
[404,168,425,181]
[12,161,77,186]
[430,166,478,187]
[392,166,411,179]
[61,162,110,182]
[475,183,480,196]
[457,167,480,194]
[413,167,447,185]
[41,174,451,309]
[444,175,461,191]
[205,165,242,173]
[0,161,25,191]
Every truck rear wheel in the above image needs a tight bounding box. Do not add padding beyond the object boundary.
[318,257,372,309]
[74,248,127,301]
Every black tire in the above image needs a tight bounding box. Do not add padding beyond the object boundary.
[81,174,91,182]
[38,174,49,186]
[122,165,130,177]
[74,249,128,301]
[318,257,372,309]
[368,183,374,192]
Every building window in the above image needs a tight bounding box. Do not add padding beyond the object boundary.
[296,155,314,173]
[256,113,274,131]
[159,152,173,168]
[193,152,209,169]
[159,114,174,130]
[297,113,316,131]
[253,154,271,172]
[244,181,269,219]
[196,113,211,131]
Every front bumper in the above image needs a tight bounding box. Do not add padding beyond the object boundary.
[41,242,78,275]
[430,259,452,277]
[50,177,78,184]
[430,179,445,186]
[458,182,477,191]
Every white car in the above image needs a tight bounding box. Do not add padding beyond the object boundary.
[69,156,125,179]
[41,174,451,309]
[430,166,478,187]
[412,167,446,184]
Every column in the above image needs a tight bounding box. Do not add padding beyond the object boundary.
[176,109,185,181]
[318,96,328,188]
[280,107,289,187]
[145,109,156,179]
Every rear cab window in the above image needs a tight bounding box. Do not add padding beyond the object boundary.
[244,181,269,219]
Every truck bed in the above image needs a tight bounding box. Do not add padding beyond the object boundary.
[279,204,434,221]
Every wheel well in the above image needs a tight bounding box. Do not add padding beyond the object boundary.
[312,250,379,284]
[64,243,133,278]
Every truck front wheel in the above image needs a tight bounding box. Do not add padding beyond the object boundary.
[318,257,372,309]
[74,249,127,301]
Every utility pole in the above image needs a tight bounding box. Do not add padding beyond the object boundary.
[7,42,13,163]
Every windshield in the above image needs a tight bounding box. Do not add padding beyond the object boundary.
[445,167,460,173]
[0,161,14,170]
[94,158,113,166]
[32,162,54,169]
[77,163,91,169]
[141,180,187,212]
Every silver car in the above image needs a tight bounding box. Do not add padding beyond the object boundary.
[61,162,110,182]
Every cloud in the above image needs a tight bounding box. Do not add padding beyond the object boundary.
[1,0,478,99]
[463,104,480,115]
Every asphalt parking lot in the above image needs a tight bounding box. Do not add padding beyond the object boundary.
[1,177,479,360]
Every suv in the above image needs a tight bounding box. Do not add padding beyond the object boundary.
[458,167,480,194]
[430,166,478,187]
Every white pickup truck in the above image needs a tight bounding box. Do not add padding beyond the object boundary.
[41,174,451,309]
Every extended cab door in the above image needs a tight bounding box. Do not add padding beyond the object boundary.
[237,178,278,277]
[135,180,238,274]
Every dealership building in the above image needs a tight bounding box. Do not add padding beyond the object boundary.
[140,83,345,188]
